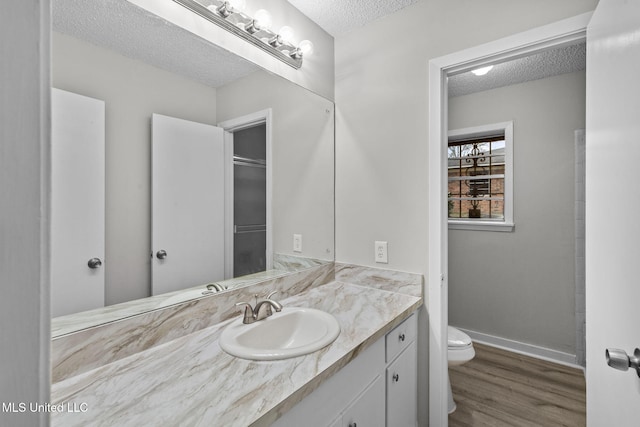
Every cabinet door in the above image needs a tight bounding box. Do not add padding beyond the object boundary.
[342,375,385,427]
[386,341,417,427]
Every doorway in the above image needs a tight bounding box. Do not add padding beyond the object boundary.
[231,123,268,277]
[219,109,273,279]
[427,13,591,426]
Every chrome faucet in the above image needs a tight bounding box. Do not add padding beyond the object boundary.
[201,282,227,296]
[236,291,283,324]
[207,283,227,292]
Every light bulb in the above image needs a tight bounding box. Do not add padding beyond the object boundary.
[279,26,295,44]
[228,0,245,12]
[253,9,272,31]
[299,40,314,56]
[471,65,493,76]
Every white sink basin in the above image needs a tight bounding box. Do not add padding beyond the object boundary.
[219,307,340,360]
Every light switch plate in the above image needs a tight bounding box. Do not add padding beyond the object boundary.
[375,241,388,263]
[293,234,302,253]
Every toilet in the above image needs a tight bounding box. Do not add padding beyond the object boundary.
[447,326,475,414]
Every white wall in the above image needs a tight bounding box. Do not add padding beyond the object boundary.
[217,70,335,261]
[128,0,335,101]
[52,32,218,306]
[448,71,585,356]
[0,1,50,426]
[334,1,597,424]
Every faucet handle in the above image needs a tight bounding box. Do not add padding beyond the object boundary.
[235,302,256,324]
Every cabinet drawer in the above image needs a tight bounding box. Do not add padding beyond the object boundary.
[385,314,417,363]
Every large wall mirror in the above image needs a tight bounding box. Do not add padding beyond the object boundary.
[51,0,334,337]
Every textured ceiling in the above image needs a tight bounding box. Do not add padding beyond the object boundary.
[52,0,259,88]
[287,0,419,36]
[53,0,583,94]
[448,42,586,98]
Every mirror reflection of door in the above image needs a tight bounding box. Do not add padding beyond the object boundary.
[232,124,267,277]
[51,88,106,317]
[151,114,225,296]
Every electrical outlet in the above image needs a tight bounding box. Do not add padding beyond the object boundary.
[375,241,388,263]
[293,234,302,253]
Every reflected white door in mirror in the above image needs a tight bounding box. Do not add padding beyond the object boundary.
[51,89,106,317]
[151,114,225,295]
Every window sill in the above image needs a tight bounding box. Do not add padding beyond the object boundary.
[448,220,515,232]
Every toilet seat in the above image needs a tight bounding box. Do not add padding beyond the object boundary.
[447,326,475,366]
[448,326,472,348]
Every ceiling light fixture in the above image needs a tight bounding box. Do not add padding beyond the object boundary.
[471,65,494,76]
[174,0,313,69]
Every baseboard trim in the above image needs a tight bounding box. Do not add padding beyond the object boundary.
[456,327,584,371]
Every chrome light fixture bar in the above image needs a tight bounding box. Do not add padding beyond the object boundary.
[172,0,306,69]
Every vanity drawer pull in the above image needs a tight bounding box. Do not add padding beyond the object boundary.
[393,373,400,382]
[399,333,405,342]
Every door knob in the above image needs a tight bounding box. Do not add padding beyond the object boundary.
[606,348,640,377]
[156,250,168,259]
[87,258,102,269]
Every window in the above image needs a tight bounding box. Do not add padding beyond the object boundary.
[448,122,514,231]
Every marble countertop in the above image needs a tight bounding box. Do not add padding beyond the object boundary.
[51,281,422,427]
[51,268,294,338]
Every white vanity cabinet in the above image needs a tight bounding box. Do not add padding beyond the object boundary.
[330,375,385,427]
[273,313,418,427]
[385,314,418,427]
[386,341,417,426]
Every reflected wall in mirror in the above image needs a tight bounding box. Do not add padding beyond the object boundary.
[50,0,334,335]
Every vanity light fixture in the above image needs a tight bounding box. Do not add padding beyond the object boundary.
[471,65,494,76]
[172,0,313,69]
[278,26,295,44]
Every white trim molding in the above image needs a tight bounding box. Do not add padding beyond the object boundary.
[428,12,591,426]
[448,220,514,232]
[1,1,52,425]
[448,121,514,232]
[457,326,581,369]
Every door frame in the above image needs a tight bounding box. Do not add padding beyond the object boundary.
[427,13,591,425]
[218,109,273,279]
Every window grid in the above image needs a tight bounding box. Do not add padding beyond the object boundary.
[448,135,505,220]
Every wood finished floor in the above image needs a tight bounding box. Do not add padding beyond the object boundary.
[448,343,586,427]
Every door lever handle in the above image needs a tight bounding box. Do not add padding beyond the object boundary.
[606,348,640,377]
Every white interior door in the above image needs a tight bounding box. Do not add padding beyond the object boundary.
[51,88,105,317]
[151,114,225,295]
[586,0,640,423]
